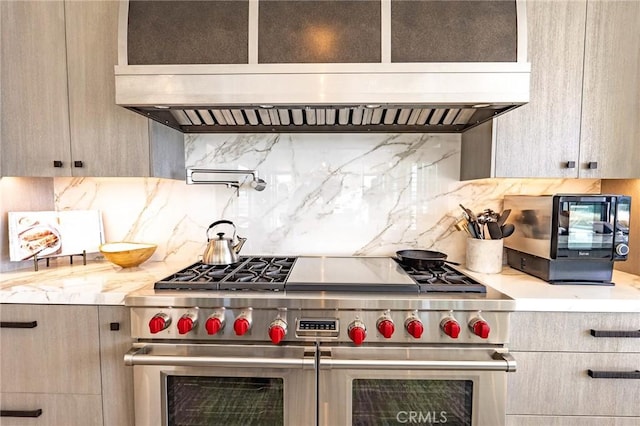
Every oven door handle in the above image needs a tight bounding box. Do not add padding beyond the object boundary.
[124,346,315,369]
[320,351,516,372]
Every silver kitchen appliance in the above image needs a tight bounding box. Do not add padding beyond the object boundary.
[125,256,515,426]
[114,0,529,134]
[503,194,631,285]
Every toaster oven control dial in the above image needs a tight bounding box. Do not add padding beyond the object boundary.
[205,315,225,335]
[233,316,252,336]
[177,314,197,335]
[440,317,461,339]
[469,317,490,339]
[616,243,630,257]
[348,320,366,346]
[405,317,424,339]
[148,313,171,334]
[268,319,287,345]
[376,317,395,339]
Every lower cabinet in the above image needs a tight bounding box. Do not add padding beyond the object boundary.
[0,304,133,426]
[0,394,102,426]
[507,312,640,423]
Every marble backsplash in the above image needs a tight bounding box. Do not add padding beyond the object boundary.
[53,133,600,264]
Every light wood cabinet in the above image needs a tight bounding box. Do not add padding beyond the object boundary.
[0,304,134,426]
[0,1,184,179]
[0,0,72,177]
[98,306,134,426]
[461,0,640,179]
[507,311,640,423]
[578,0,640,178]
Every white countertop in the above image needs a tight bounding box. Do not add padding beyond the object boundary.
[1,259,639,312]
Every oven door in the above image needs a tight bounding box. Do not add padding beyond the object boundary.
[318,346,515,426]
[125,343,316,426]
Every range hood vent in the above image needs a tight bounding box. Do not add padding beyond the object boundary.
[115,0,530,133]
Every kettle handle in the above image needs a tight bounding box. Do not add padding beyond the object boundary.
[206,220,237,241]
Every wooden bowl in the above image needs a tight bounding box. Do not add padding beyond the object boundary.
[99,242,157,268]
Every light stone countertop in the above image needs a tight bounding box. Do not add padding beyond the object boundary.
[0,260,190,305]
[1,259,639,312]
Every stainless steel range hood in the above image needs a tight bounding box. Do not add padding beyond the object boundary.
[115,0,530,133]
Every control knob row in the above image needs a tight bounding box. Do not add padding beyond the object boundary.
[346,314,490,345]
[147,313,287,344]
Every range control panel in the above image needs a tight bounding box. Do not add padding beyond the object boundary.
[296,318,340,338]
[130,307,510,346]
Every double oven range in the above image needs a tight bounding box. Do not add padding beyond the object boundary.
[125,256,515,426]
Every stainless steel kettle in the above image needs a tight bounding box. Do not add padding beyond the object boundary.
[202,220,247,265]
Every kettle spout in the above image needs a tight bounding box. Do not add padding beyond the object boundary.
[233,236,247,254]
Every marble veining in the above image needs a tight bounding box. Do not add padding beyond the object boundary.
[53,133,600,264]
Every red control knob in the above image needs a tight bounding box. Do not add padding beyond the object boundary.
[148,314,170,334]
[377,319,395,339]
[205,317,223,335]
[177,316,195,335]
[233,317,251,336]
[268,319,287,345]
[441,319,461,339]
[405,319,424,339]
[348,325,366,346]
[470,319,490,339]
[269,325,286,344]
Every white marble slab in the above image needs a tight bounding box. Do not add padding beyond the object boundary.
[462,266,640,312]
[1,259,639,312]
[52,133,600,266]
[0,260,188,305]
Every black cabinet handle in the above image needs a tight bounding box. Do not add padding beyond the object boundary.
[565,161,576,169]
[73,160,84,168]
[53,160,63,168]
[590,329,640,338]
[588,369,640,379]
[110,322,120,331]
[0,321,38,329]
[0,409,43,418]
[587,161,598,169]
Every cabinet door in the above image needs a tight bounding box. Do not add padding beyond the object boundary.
[0,305,101,394]
[492,0,586,178]
[98,306,134,426]
[64,0,151,177]
[0,393,102,426]
[0,1,72,177]
[507,352,640,417]
[579,1,640,178]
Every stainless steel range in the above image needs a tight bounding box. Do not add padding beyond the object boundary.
[125,256,516,426]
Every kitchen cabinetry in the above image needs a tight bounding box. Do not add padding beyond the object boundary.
[0,1,184,178]
[0,1,72,178]
[461,0,640,179]
[506,312,640,424]
[0,304,134,426]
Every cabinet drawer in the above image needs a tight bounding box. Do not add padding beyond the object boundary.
[508,415,640,426]
[507,352,640,416]
[510,312,640,352]
[0,305,101,394]
[0,393,102,426]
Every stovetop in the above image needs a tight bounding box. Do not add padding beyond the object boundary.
[154,256,486,294]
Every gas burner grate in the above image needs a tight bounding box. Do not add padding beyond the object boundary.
[154,257,297,291]
[397,263,486,293]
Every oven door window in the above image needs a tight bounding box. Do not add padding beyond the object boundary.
[556,200,614,258]
[166,376,284,426]
[352,379,473,426]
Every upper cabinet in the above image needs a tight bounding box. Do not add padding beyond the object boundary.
[578,1,640,178]
[461,0,640,179]
[0,1,73,177]
[0,1,184,179]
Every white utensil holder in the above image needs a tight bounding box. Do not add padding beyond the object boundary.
[465,238,504,274]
